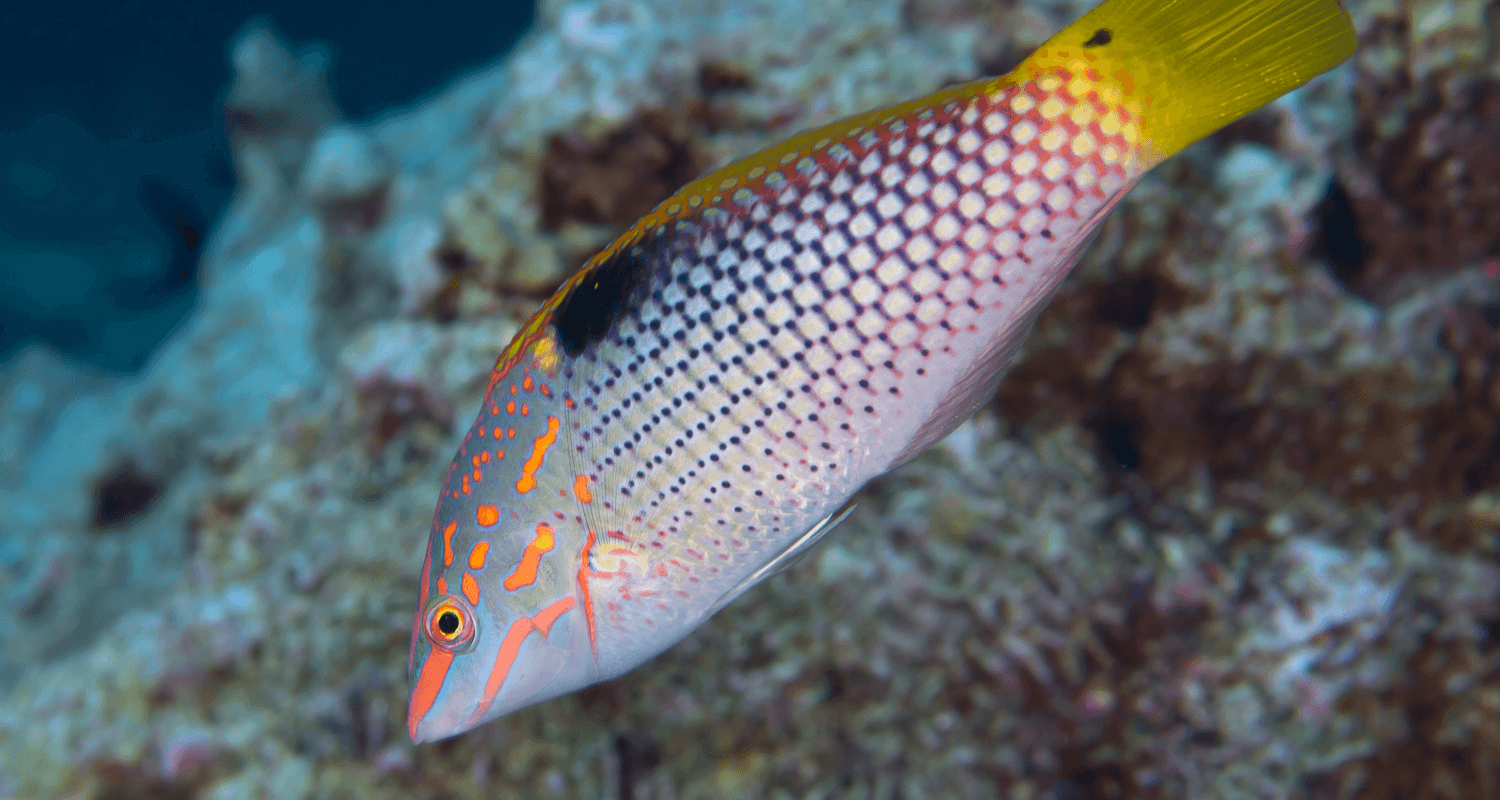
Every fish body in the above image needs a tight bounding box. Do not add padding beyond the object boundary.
[408,0,1357,743]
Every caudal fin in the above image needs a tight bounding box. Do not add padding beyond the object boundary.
[1016,0,1357,159]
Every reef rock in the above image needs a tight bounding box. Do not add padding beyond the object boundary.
[1,0,1496,798]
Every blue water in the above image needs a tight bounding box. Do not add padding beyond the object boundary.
[0,0,533,372]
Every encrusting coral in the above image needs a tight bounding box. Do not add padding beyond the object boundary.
[0,0,1495,798]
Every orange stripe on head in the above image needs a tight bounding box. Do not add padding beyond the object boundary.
[436,575,448,596]
[470,596,577,724]
[442,521,457,567]
[515,416,561,494]
[461,572,481,605]
[407,648,454,742]
[578,530,597,658]
[573,475,592,504]
[503,523,555,591]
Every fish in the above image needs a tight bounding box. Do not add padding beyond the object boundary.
[407,0,1357,743]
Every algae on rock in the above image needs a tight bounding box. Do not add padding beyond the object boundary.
[1,0,1497,798]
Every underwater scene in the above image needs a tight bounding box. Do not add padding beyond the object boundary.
[1,0,1497,797]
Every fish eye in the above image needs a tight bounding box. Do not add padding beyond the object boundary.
[424,596,477,652]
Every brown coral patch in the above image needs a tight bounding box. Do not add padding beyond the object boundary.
[998,283,1500,552]
[1326,38,1500,302]
[92,761,201,800]
[1029,583,1215,800]
[538,109,714,231]
[1310,630,1500,800]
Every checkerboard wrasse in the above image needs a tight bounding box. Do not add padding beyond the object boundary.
[407,0,1356,742]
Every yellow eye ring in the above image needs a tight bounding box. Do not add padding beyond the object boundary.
[423,596,476,652]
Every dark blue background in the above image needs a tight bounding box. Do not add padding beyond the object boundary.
[0,1,533,372]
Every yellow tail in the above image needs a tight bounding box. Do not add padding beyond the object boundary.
[1015,0,1357,160]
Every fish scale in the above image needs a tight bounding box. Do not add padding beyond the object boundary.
[407,0,1358,743]
[559,75,1138,660]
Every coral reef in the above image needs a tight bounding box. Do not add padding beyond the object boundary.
[1,0,1496,798]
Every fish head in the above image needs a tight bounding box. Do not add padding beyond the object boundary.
[406,348,598,744]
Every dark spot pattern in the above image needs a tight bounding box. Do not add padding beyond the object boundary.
[553,74,1139,634]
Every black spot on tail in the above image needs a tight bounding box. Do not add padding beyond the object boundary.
[1084,28,1112,47]
[553,237,655,357]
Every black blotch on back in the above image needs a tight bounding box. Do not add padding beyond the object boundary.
[553,238,655,356]
[1084,28,1112,47]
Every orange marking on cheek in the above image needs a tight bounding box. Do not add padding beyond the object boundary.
[469,540,490,569]
[461,572,481,605]
[573,475,593,504]
[507,428,516,439]
[495,449,505,460]
[471,454,481,467]
[578,530,597,658]
[502,523,555,591]
[407,648,454,742]
[514,416,561,494]
[476,504,499,528]
[563,397,575,409]
[492,428,504,440]
[471,595,577,723]
[509,384,518,396]
[521,403,530,416]
[539,383,552,397]
[442,521,457,567]
[473,468,482,482]
[491,405,500,415]
[506,400,516,414]
[522,376,534,392]
[479,451,490,464]
[436,575,449,595]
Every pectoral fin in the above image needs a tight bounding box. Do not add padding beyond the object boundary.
[703,503,857,618]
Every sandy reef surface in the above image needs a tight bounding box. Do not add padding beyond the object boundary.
[1,0,1497,797]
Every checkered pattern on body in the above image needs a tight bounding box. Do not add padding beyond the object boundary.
[556,70,1141,638]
